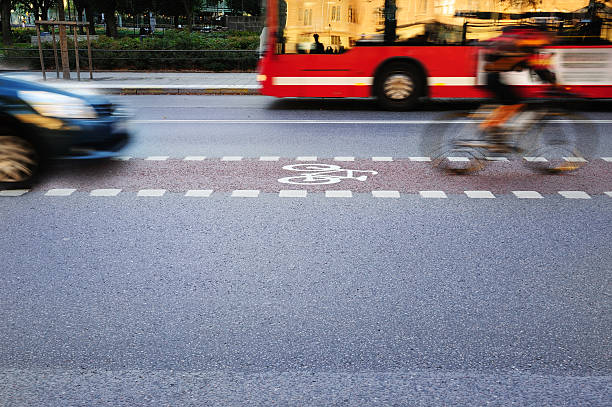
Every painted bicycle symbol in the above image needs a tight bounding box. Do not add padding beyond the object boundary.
[278,164,378,185]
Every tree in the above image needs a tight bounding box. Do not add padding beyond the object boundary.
[1,0,13,45]
[227,0,261,16]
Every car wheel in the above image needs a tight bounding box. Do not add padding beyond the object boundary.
[376,63,424,111]
[0,131,40,189]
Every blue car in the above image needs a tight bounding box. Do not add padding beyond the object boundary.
[0,75,130,188]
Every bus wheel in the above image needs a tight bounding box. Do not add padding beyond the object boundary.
[375,63,423,110]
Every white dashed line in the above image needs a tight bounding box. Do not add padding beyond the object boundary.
[110,156,131,161]
[605,192,612,197]
[232,190,260,197]
[260,156,280,161]
[279,190,307,198]
[137,189,166,197]
[221,156,243,161]
[45,188,76,196]
[334,156,355,162]
[524,157,548,162]
[486,156,509,161]
[0,189,29,196]
[563,157,587,162]
[448,157,470,162]
[325,190,352,198]
[184,156,207,161]
[409,157,432,162]
[90,189,122,196]
[512,191,543,199]
[559,191,591,199]
[145,156,169,161]
[372,157,393,161]
[185,189,213,197]
[420,191,447,199]
[296,156,317,161]
[601,157,612,162]
[465,190,496,199]
[372,190,400,198]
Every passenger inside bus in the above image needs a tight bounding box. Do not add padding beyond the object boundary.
[311,34,325,53]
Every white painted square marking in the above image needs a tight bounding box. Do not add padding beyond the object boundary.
[221,156,243,161]
[558,191,591,199]
[605,192,612,197]
[111,156,131,161]
[260,156,280,161]
[524,157,548,162]
[184,156,207,161]
[372,190,400,198]
[325,190,352,198]
[409,157,431,162]
[563,157,587,163]
[90,189,122,196]
[465,190,495,199]
[485,156,509,161]
[45,188,76,196]
[601,157,612,162]
[146,156,169,161]
[137,189,166,197]
[372,157,393,161]
[448,157,470,162]
[185,189,213,197]
[232,189,260,197]
[420,190,447,199]
[334,156,355,162]
[296,156,317,161]
[279,190,307,198]
[512,191,543,199]
[0,189,29,196]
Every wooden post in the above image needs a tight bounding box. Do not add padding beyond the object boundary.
[36,24,46,80]
[73,25,80,81]
[51,25,59,78]
[85,25,93,79]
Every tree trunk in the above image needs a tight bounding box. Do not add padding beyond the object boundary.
[76,5,84,34]
[105,11,117,37]
[85,5,95,35]
[1,0,12,46]
[41,5,50,32]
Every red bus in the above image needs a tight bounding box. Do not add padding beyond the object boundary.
[257,0,612,109]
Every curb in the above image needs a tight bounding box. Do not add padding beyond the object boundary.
[116,87,260,95]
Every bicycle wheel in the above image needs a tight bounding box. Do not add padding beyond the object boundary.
[420,112,487,174]
[282,164,342,172]
[521,112,598,173]
[277,176,341,185]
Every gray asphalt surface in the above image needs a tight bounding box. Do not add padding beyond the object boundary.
[1,96,611,406]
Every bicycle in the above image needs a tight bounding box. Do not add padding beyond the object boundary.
[420,90,598,174]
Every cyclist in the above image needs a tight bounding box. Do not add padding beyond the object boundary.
[481,26,558,148]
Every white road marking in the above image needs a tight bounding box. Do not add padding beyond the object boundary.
[486,156,509,161]
[372,190,400,198]
[372,157,393,161]
[185,189,213,197]
[605,192,612,197]
[145,156,169,161]
[45,188,76,196]
[524,157,548,162]
[221,156,243,161]
[0,189,29,196]
[448,157,470,162]
[558,191,591,199]
[110,156,131,161]
[184,156,207,161]
[90,189,122,196]
[419,191,447,199]
[260,156,280,161]
[296,156,317,161]
[279,190,307,198]
[137,189,166,197]
[325,190,352,198]
[334,156,355,161]
[465,190,496,199]
[232,189,260,197]
[410,157,431,162]
[512,191,543,199]
[602,157,612,162]
[563,157,588,162]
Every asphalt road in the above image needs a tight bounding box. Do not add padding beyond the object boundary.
[1,96,610,406]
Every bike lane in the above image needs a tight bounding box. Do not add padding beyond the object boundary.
[26,158,612,196]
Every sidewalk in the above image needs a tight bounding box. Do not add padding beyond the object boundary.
[0,71,261,95]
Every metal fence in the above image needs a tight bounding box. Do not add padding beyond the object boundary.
[0,48,258,71]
